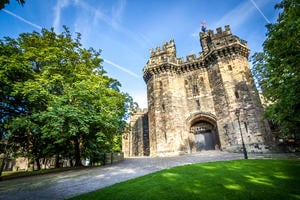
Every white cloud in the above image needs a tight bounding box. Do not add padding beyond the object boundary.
[111,0,126,29]
[73,0,151,48]
[74,1,112,27]
[191,0,272,38]
[211,1,255,31]
[249,0,271,24]
[2,9,42,30]
[53,0,70,32]
[104,59,140,79]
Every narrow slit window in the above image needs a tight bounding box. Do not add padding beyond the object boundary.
[193,85,199,95]
[235,90,239,99]
[159,81,163,89]
[196,100,200,108]
[162,103,165,111]
[244,122,248,133]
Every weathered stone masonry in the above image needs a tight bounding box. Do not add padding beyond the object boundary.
[123,25,273,157]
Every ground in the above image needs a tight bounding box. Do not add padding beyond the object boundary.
[0,151,298,200]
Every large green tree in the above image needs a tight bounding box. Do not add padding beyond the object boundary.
[0,27,133,171]
[251,0,300,136]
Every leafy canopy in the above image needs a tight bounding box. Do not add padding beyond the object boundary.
[251,0,300,136]
[0,26,134,168]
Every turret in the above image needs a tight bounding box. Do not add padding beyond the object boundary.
[200,25,249,59]
[148,39,176,67]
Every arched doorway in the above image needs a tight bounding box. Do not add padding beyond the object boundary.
[187,112,220,151]
[191,121,216,151]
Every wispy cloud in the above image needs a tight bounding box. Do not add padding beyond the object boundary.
[211,1,255,31]
[53,0,70,32]
[2,9,42,30]
[2,8,140,79]
[70,0,152,48]
[111,0,126,29]
[191,0,272,38]
[104,59,140,79]
[191,1,255,37]
[73,1,112,28]
[249,0,271,23]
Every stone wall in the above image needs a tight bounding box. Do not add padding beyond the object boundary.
[122,108,149,157]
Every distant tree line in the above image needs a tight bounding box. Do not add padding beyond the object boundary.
[0,27,136,175]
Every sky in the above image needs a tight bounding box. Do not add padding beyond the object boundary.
[0,0,281,108]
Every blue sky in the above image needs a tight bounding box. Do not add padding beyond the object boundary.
[0,0,281,108]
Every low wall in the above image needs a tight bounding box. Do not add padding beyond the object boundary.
[1,152,125,172]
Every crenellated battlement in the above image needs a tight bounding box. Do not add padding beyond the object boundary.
[143,25,250,83]
[200,25,231,39]
[200,25,248,54]
[150,39,176,58]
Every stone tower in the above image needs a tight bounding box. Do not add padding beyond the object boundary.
[124,25,272,157]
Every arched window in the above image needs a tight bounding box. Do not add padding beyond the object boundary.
[228,65,232,71]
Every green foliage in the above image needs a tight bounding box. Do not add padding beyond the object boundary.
[70,159,300,200]
[251,0,300,136]
[0,27,134,169]
[0,0,25,9]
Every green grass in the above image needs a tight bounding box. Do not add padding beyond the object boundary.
[69,159,300,200]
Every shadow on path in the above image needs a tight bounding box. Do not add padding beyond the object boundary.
[0,151,246,200]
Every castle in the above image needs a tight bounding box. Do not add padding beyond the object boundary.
[122,25,273,157]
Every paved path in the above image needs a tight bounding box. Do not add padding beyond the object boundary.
[0,151,246,200]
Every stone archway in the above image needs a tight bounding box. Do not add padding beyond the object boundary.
[191,121,216,151]
[187,112,220,152]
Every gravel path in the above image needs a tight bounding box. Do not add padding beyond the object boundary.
[0,151,245,200]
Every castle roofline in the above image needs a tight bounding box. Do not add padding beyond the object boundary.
[143,25,250,83]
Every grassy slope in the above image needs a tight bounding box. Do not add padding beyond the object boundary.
[70,159,300,200]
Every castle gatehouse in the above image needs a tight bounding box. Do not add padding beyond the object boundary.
[123,25,272,157]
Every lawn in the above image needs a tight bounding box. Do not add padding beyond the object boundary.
[69,159,300,200]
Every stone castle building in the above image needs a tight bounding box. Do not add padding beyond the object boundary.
[123,25,272,157]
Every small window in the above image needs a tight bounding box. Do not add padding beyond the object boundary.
[244,122,248,133]
[196,100,200,108]
[162,103,165,111]
[193,85,199,95]
[235,90,239,99]
[164,132,167,142]
[228,65,232,71]
[200,77,204,82]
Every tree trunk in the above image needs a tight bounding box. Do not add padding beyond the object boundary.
[27,157,34,171]
[35,157,41,170]
[0,157,6,179]
[74,137,82,167]
[55,154,60,168]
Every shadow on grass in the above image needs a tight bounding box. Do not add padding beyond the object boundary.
[70,159,300,200]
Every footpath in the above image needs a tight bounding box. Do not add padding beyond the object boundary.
[0,151,297,200]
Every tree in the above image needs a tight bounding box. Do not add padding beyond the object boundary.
[0,27,133,171]
[251,0,300,136]
[0,0,25,9]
